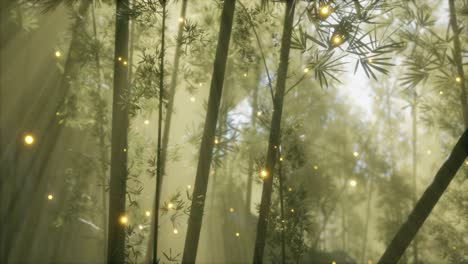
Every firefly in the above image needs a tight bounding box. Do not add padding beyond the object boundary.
[332,34,344,46]
[319,5,332,18]
[24,134,35,145]
[119,215,128,225]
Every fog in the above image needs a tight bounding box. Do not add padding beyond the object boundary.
[1,0,468,263]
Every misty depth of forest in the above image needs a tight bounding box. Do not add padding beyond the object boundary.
[1,0,468,263]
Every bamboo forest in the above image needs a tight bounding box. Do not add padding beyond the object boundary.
[2,0,468,263]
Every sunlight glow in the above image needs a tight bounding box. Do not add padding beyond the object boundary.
[47,194,54,200]
[55,51,61,58]
[260,169,268,179]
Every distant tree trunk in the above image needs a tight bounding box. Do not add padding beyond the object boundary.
[106,0,130,262]
[145,1,188,261]
[151,0,166,262]
[411,93,418,264]
[5,0,92,219]
[181,0,236,262]
[377,129,468,264]
[360,177,373,263]
[4,1,92,261]
[90,1,109,259]
[278,148,286,264]
[448,0,468,128]
[253,1,295,262]
[245,64,260,217]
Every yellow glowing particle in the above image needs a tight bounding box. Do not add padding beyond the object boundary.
[243,73,248,77]
[235,232,240,237]
[349,179,357,187]
[456,77,462,83]
[123,148,127,152]
[313,165,318,170]
[279,157,284,161]
[332,34,343,46]
[55,51,61,58]
[119,215,128,225]
[168,203,174,209]
[179,17,184,23]
[288,187,292,192]
[368,58,373,63]
[465,160,468,165]
[257,111,262,116]
[118,57,122,61]
[290,208,295,213]
[199,82,202,86]
[368,260,373,264]
[123,61,128,65]
[303,67,309,73]
[138,225,144,230]
[47,194,54,200]
[439,91,444,95]
[214,138,219,144]
[332,261,337,264]
[145,211,151,217]
[24,134,35,145]
[173,228,179,234]
[353,151,359,157]
[319,5,331,18]
[187,185,192,189]
[144,120,149,125]
[190,96,196,102]
[260,169,268,179]
[229,207,235,213]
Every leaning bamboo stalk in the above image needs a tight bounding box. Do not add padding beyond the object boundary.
[378,129,468,263]
[181,0,236,262]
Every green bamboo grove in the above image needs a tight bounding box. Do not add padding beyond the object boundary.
[1,0,468,263]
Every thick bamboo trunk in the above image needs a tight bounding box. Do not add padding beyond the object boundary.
[377,129,468,264]
[253,1,295,262]
[181,0,236,262]
[106,0,130,262]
